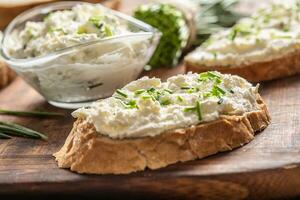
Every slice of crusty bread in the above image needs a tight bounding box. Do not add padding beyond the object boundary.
[185,50,300,83]
[54,94,270,174]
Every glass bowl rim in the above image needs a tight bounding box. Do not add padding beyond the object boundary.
[0,1,160,65]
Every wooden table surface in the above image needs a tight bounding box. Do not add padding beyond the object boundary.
[1,0,300,199]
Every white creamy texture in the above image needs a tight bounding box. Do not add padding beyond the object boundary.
[8,4,123,58]
[73,72,259,139]
[4,4,154,103]
[185,1,300,67]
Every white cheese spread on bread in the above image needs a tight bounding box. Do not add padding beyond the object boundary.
[185,1,300,67]
[73,72,259,139]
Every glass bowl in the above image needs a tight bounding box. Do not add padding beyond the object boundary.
[0,1,160,109]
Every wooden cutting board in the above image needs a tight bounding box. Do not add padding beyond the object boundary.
[1,0,300,199]
[0,66,300,199]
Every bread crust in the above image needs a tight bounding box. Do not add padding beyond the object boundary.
[54,95,270,174]
[0,60,15,89]
[185,50,300,82]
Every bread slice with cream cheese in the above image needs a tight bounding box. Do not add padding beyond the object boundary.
[54,71,270,174]
[184,1,300,82]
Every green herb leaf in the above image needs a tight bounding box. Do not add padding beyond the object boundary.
[120,99,138,109]
[177,96,184,102]
[104,25,113,37]
[0,109,64,117]
[134,89,146,95]
[0,132,12,139]
[211,85,226,97]
[184,106,196,112]
[0,121,47,140]
[77,26,87,34]
[199,71,221,83]
[116,89,128,98]
[196,101,202,120]
[160,99,171,106]
[218,98,224,105]
[164,89,173,94]
[89,16,104,28]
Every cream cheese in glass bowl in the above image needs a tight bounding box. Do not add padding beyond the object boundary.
[0,1,160,109]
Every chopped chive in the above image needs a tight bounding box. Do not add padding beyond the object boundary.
[218,98,224,105]
[141,95,153,101]
[116,89,128,98]
[271,35,292,39]
[177,96,184,102]
[184,107,196,112]
[77,26,86,34]
[207,72,220,79]
[146,88,160,101]
[141,96,151,100]
[181,86,198,93]
[199,72,221,83]
[0,132,12,139]
[160,99,171,106]
[229,28,238,41]
[181,86,191,90]
[0,121,47,140]
[0,109,64,117]
[164,89,173,94]
[211,85,226,97]
[147,87,156,93]
[203,92,211,98]
[89,16,104,28]
[215,86,226,95]
[196,101,202,121]
[104,25,113,36]
[134,89,146,95]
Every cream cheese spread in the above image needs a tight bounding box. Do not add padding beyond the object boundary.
[185,1,300,67]
[8,4,122,58]
[3,3,155,104]
[73,72,259,139]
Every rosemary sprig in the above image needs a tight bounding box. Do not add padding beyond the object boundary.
[0,121,47,140]
[0,108,64,117]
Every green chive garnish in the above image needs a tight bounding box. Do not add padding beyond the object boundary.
[134,89,146,95]
[0,121,47,140]
[0,132,12,139]
[0,109,64,117]
[164,89,173,94]
[199,72,221,83]
[218,98,224,105]
[184,107,196,112]
[181,86,191,90]
[196,101,202,121]
[177,96,184,102]
[116,89,128,98]
[160,99,171,106]
[215,86,226,95]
